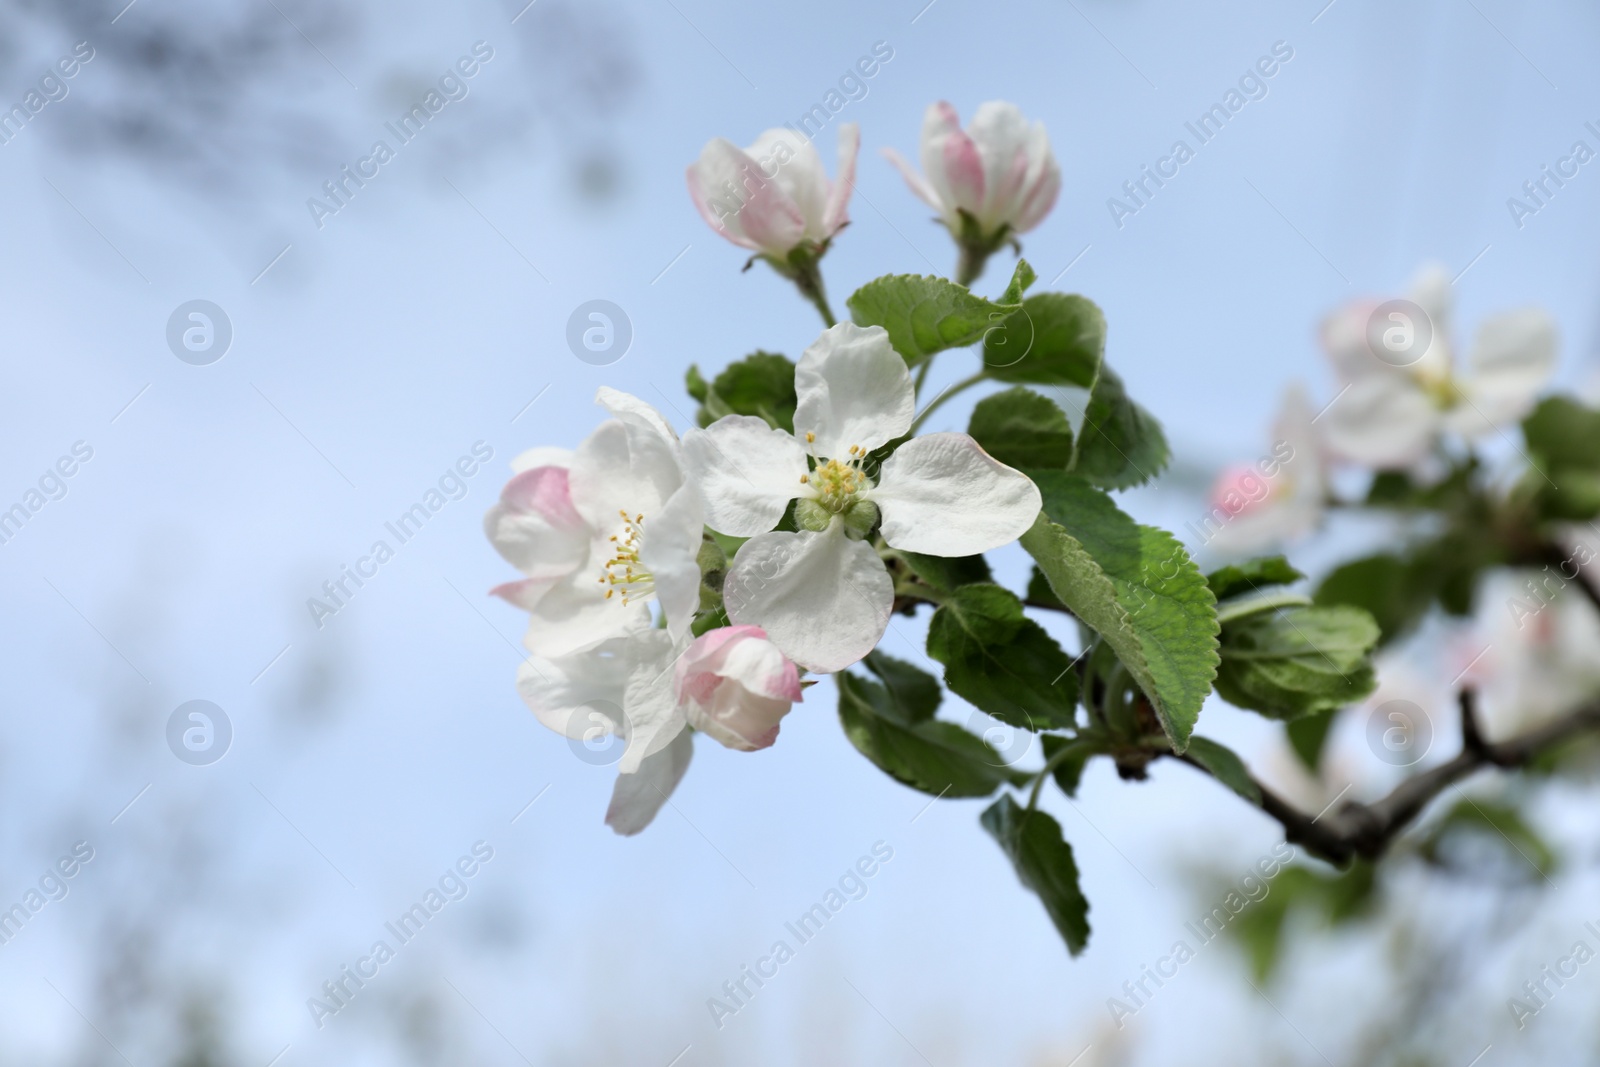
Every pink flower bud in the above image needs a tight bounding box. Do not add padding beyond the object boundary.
[687,124,859,259]
[883,101,1060,239]
[675,625,803,751]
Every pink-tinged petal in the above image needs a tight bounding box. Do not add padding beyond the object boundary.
[1210,464,1273,520]
[676,625,801,751]
[940,126,986,218]
[687,149,759,252]
[688,137,806,257]
[1011,152,1061,234]
[822,122,861,236]
[918,101,965,198]
[871,433,1042,556]
[987,144,1032,229]
[484,467,590,579]
[490,576,560,612]
[881,147,943,211]
[501,466,583,525]
[606,728,694,836]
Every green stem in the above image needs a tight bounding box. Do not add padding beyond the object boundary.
[1026,738,1083,814]
[790,259,837,328]
[912,357,934,400]
[908,370,987,434]
[893,579,946,606]
[955,243,991,288]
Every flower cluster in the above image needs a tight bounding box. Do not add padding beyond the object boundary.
[490,101,1059,835]
[1206,263,1558,554]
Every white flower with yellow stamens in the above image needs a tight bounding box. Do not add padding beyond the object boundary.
[682,322,1042,673]
[485,388,703,658]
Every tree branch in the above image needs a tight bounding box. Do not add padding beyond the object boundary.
[1172,690,1600,866]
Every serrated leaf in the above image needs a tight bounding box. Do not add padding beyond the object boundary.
[1073,365,1170,489]
[862,651,941,725]
[981,794,1091,955]
[1206,556,1305,602]
[836,670,1019,797]
[1214,605,1380,721]
[846,273,1022,366]
[926,585,1079,731]
[982,293,1105,387]
[899,551,993,595]
[1019,472,1219,751]
[1182,736,1262,804]
[967,387,1075,469]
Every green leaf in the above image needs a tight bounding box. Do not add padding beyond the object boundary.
[1020,472,1219,751]
[691,351,797,431]
[997,258,1038,306]
[1182,736,1262,804]
[1315,554,1434,647]
[982,293,1105,387]
[1206,556,1305,602]
[1286,709,1337,773]
[926,585,1079,730]
[1214,605,1380,721]
[981,794,1091,955]
[1073,365,1170,489]
[1523,395,1600,469]
[1026,567,1067,612]
[836,669,1019,797]
[685,364,709,403]
[1040,734,1099,797]
[846,273,1022,366]
[967,387,1075,469]
[861,651,941,725]
[899,551,993,595]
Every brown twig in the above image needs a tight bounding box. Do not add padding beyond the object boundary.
[1172,690,1600,866]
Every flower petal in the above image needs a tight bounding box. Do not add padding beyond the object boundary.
[515,639,630,741]
[596,387,680,456]
[484,466,589,579]
[686,137,806,256]
[639,482,705,641]
[747,127,829,239]
[569,418,680,533]
[682,416,808,536]
[618,629,689,773]
[511,446,573,474]
[822,122,860,236]
[522,575,651,659]
[1318,374,1439,469]
[1012,119,1061,233]
[881,146,943,211]
[967,101,1032,227]
[1452,308,1558,432]
[793,323,915,457]
[723,525,893,673]
[605,729,694,836]
[871,432,1042,555]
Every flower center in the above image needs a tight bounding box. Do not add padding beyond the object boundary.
[806,449,872,512]
[598,509,655,605]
